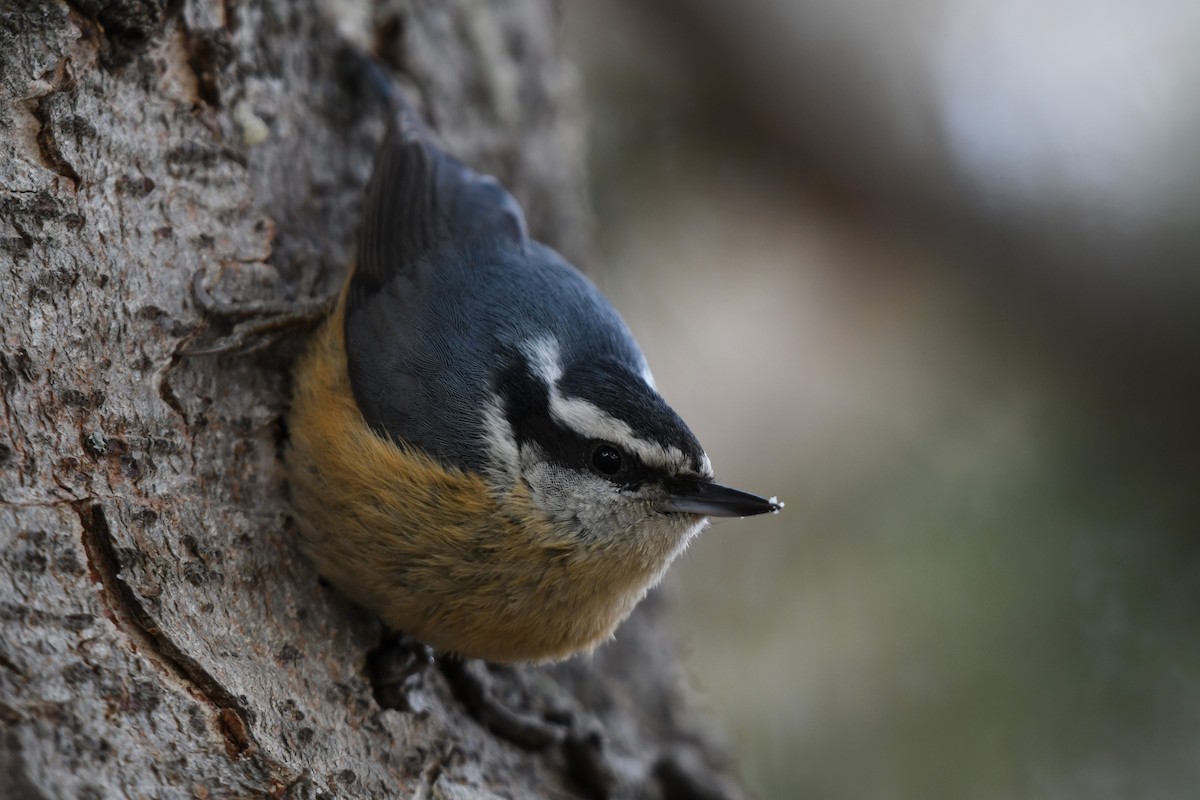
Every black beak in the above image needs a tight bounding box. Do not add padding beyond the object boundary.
[663,482,782,518]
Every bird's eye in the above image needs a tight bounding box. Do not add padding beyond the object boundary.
[591,444,623,476]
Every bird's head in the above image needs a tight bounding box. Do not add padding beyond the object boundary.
[479,335,780,555]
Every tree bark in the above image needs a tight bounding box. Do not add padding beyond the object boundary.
[0,1,742,797]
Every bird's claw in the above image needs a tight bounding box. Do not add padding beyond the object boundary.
[181,266,334,356]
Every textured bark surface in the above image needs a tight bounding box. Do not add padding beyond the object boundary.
[0,2,741,797]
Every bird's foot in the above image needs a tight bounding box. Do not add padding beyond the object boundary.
[181,266,334,356]
[367,629,436,715]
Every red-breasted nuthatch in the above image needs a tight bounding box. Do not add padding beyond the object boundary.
[286,107,781,664]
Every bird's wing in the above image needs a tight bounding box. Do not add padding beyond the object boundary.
[351,108,528,311]
[344,108,528,471]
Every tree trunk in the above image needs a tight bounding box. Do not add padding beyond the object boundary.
[0,2,743,797]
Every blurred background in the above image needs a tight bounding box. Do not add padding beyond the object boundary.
[563,1,1200,798]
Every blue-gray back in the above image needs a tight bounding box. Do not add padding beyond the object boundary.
[344,114,649,472]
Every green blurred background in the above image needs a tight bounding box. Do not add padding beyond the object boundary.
[564,1,1200,797]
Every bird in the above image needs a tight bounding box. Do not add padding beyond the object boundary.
[285,101,781,664]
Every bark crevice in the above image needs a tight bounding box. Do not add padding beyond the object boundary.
[74,501,251,728]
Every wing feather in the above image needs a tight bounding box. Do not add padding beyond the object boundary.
[345,104,528,470]
[351,108,527,311]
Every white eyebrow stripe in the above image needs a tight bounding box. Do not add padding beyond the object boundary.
[522,336,563,385]
[640,363,657,391]
[521,335,710,476]
[549,394,689,472]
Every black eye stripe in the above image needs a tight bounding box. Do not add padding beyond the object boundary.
[494,350,685,489]
[556,361,705,463]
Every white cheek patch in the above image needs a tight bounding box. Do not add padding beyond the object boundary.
[520,336,700,475]
[480,395,520,480]
[522,454,709,566]
[523,457,627,530]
